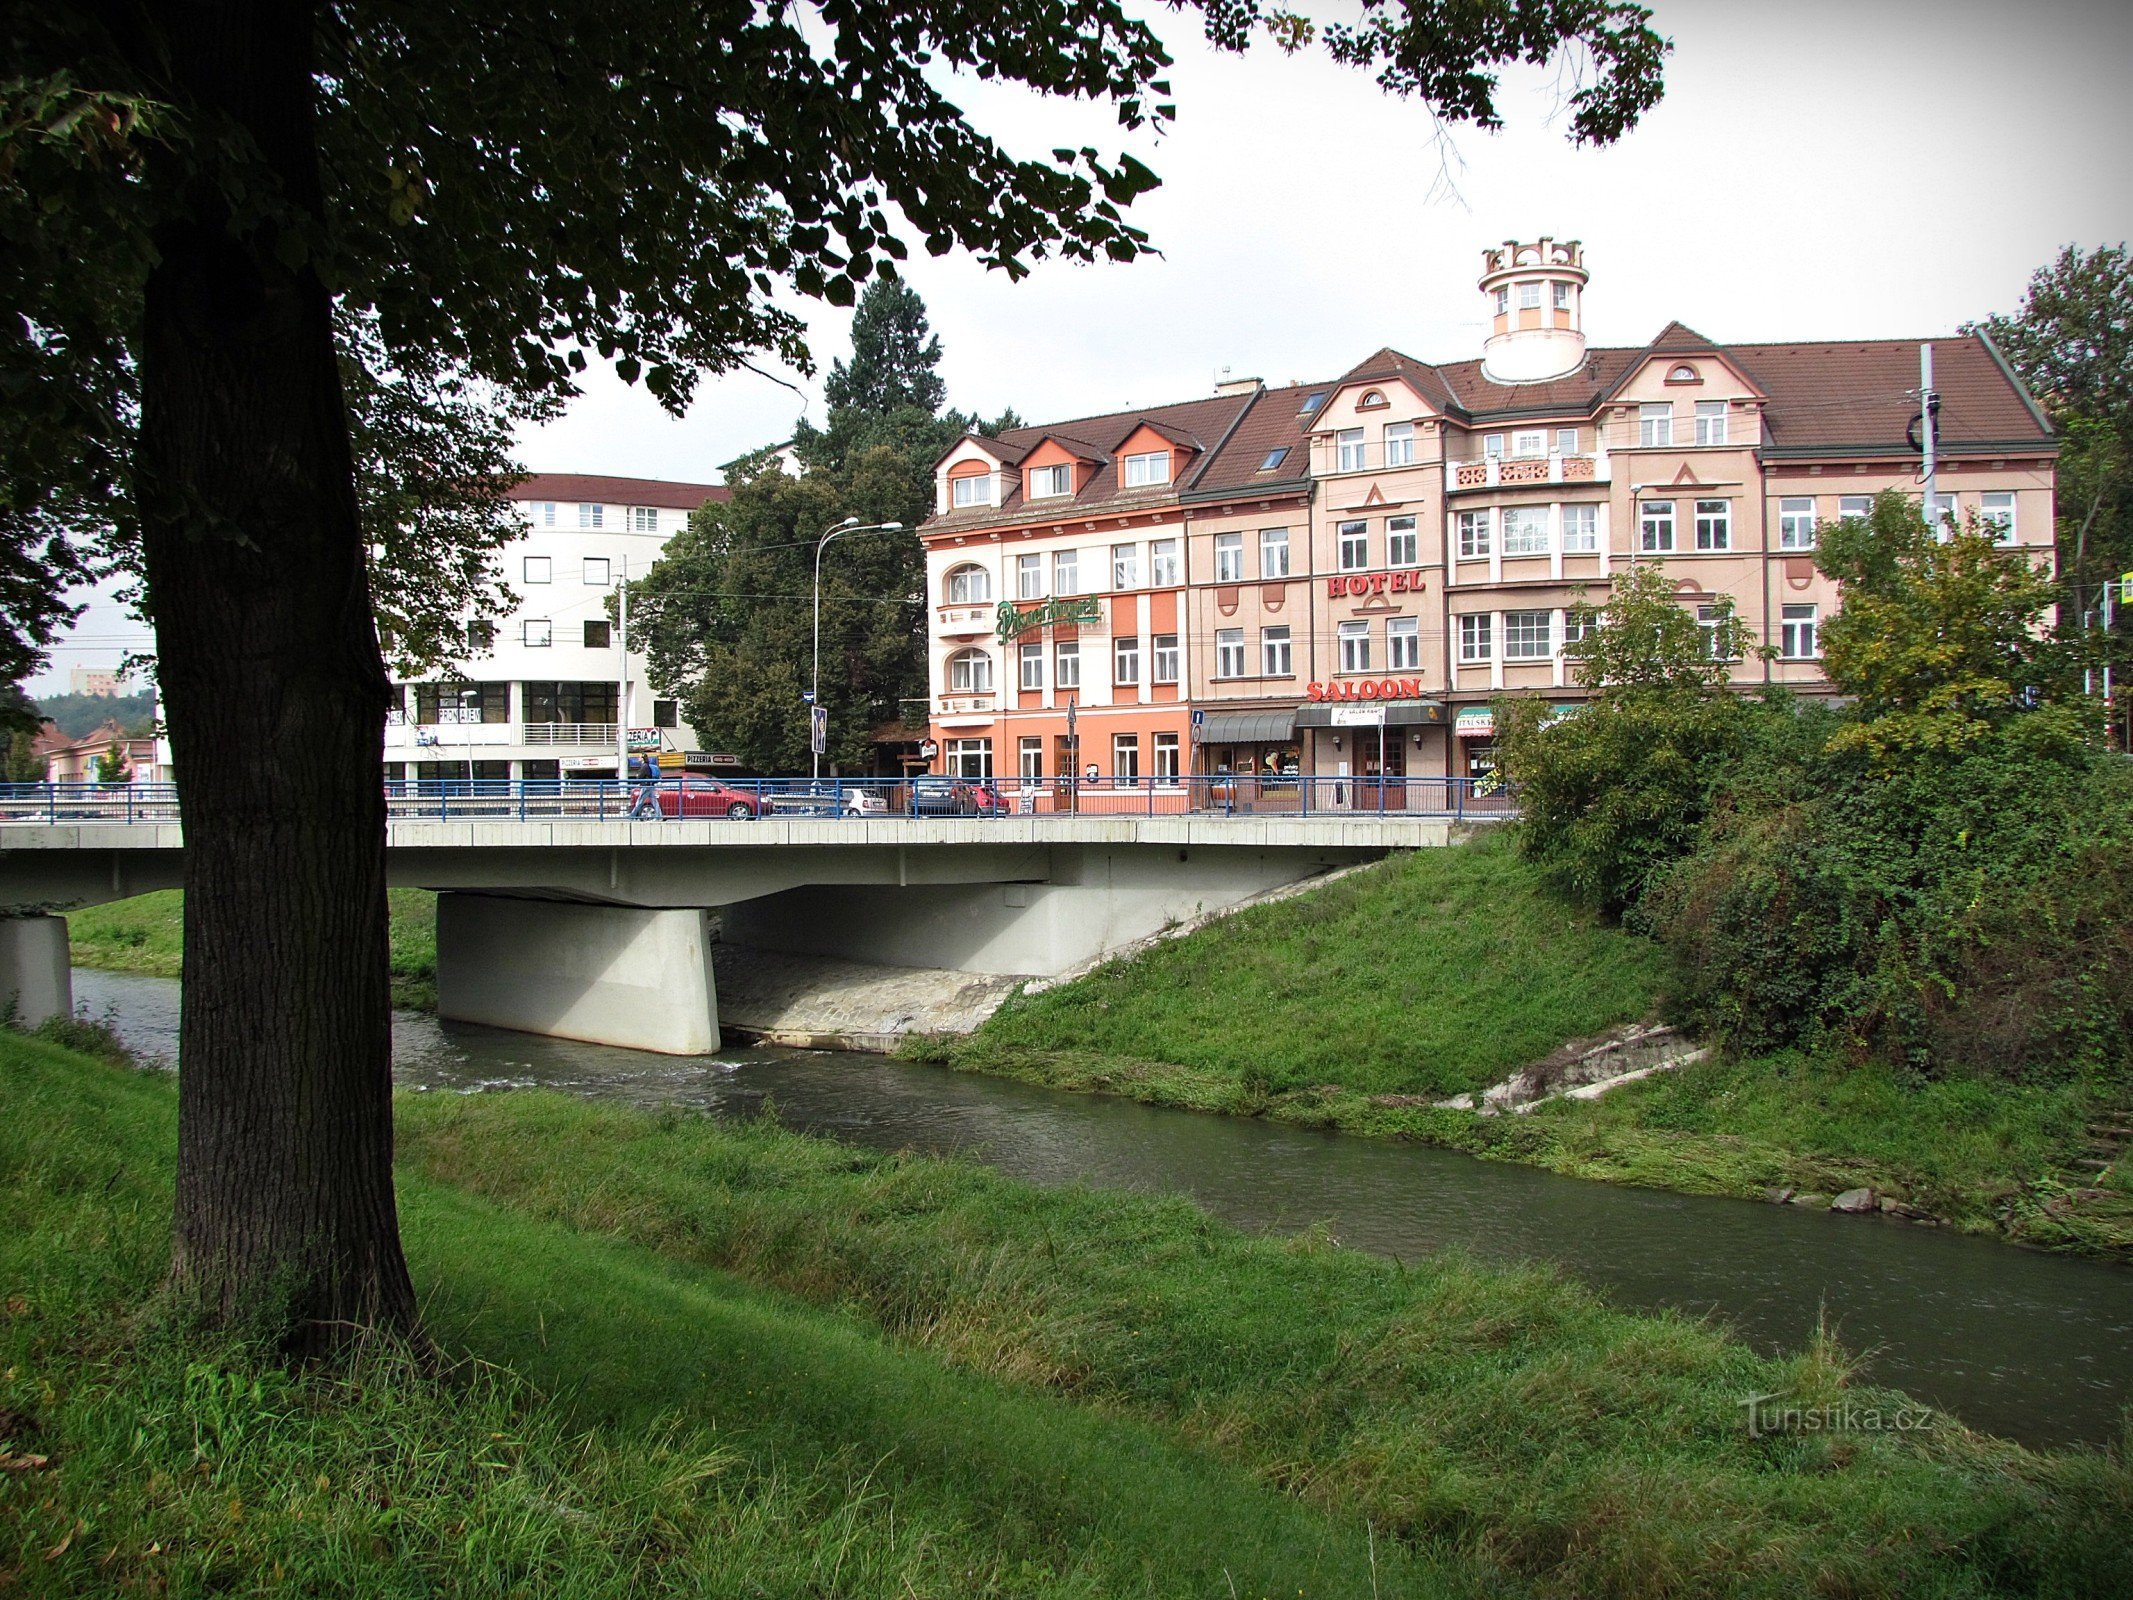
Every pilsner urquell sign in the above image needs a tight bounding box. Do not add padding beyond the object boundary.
[995,597,1102,642]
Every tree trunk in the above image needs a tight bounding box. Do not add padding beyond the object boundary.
[130,0,419,1352]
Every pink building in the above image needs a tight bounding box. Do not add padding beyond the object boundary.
[922,240,2057,796]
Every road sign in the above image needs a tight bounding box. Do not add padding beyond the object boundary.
[810,704,828,756]
[1191,708,1205,727]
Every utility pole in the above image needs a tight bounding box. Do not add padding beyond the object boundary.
[1920,342,1938,529]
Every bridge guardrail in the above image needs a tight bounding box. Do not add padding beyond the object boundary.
[1,775,1515,825]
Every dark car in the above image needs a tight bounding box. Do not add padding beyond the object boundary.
[641,776,762,819]
[911,777,1001,816]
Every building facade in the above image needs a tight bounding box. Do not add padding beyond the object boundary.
[920,240,2057,797]
[384,473,726,784]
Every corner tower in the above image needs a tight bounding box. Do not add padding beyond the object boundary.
[1479,237,1588,384]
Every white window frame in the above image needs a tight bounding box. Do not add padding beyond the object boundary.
[1261,625,1292,677]
[523,618,552,647]
[1503,609,1553,661]
[1839,495,1873,522]
[1124,450,1170,487]
[946,563,992,604]
[1694,401,1729,447]
[1386,515,1418,567]
[1778,497,1817,551]
[1215,628,1245,678]
[1518,281,1543,310]
[1019,643,1044,690]
[630,506,658,532]
[1019,737,1044,781]
[1553,282,1571,311]
[1337,620,1371,674]
[1336,428,1366,472]
[951,473,991,509]
[1112,542,1140,590]
[1113,634,1140,686]
[1384,422,1416,467]
[1213,532,1244,583]
[1981,491,2017,545]
[1502,505,1550,556]
[1457,509,1492,560]
[1561,504,1598,553]
[1017,552,1046,600]
[1555,427,1579,456]
[1259,526,1291,578]
[1456,613,1492,664]
[1053,548,1080,595]
[1640,499,1676,553]
[1780,603,1819,660]
[1484,433,1504,459]
[1028,463,1072,499]
[579,503,606,529]
[1695,499,1732,551]
[1495,286,1510,316]
[1054,640,1080,689]
[948,649,994,694]
[1639,403,1673,448]
[1388,615,1420,671]
[535,501,557,526]
[1152,632,1180,684]
[1512,429,1546,459]
[1112,733,1141,780]
[1150,538,1180,586]
[523,555,552,584]
[1337,520,1369,572]
[1153,732,1180,781]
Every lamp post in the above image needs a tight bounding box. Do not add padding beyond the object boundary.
[811,517,905,781]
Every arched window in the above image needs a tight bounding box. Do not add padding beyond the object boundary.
[1358,389,1387,409]
[947,649,994,694]
[945,563,992,604]
[1669,363,1700,383]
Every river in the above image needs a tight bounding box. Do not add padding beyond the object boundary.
[74,967,2133,1451]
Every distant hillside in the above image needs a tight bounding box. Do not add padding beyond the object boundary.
[35,690,156,740]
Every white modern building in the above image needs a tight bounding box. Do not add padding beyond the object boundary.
[384,473,727,784]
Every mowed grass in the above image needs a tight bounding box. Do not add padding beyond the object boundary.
[68,887,440,1010]
[0,1032,1460,1599]
[396,1081,2133,1600]
[964,831,1665,1100]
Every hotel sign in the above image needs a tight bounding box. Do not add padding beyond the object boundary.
[996,597,1102,642]
[1326,571,1426,598]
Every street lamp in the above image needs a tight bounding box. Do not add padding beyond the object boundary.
[811,516,905,781]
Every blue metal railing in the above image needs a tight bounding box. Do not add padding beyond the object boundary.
[1,775,1514,825]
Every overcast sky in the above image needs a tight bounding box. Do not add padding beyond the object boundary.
[35,0,2133,693]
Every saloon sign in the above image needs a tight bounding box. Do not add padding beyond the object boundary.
[996,596,1102,642]
[1306,678,1427,701]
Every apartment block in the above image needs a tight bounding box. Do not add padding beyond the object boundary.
[384,472,726,783]
[921,239,2057,793]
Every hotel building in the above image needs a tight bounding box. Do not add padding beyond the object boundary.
[384,472,726,784]
[921,240,2057,796]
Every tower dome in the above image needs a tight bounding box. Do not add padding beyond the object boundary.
[1479,238,1588,384]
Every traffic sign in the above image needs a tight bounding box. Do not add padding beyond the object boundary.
[1191,708,1205,727]
[809,704,828,755]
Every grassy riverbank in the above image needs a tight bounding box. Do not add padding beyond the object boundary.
[69,887,440,1011]
[907,836,2133,1257]
[7,1031,2128,1598]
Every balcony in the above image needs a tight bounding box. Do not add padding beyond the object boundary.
[1446,452,1607,491]
[384,719,524,750]
[521,722,622,746]
[936,693,996,718]
[936,603,997,638]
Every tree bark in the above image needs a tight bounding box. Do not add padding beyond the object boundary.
[130,0,418,1352]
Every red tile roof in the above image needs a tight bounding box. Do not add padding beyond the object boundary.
[508,473,729,510]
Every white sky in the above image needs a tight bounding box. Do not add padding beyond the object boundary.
[35,0,2133,693]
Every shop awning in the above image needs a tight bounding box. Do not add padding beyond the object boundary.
[1196,709,1297,744]
[1293,700,1445,728]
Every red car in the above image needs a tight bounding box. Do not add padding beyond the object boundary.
[640,776,762,819]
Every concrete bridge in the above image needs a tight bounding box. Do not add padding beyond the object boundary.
[0,813,1475,1052]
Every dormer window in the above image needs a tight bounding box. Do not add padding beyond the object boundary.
[950,472,992,509]
[1028,464,1071,499]
[1258,447,1289,472]
[1300,392,1326,413]
[1123,450,1170,488]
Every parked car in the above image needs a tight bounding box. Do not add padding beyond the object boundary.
[639,776,762,819]
[911,777,1002,816]
[761,783,891,817]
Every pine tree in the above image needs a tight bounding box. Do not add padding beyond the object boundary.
[823,278,948,419]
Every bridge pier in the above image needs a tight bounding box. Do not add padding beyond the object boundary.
[0,915,71,1029]
[435,894,718,1054]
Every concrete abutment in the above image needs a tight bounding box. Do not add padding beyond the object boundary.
[0,914,71,1028]
[435,894,719,1054]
